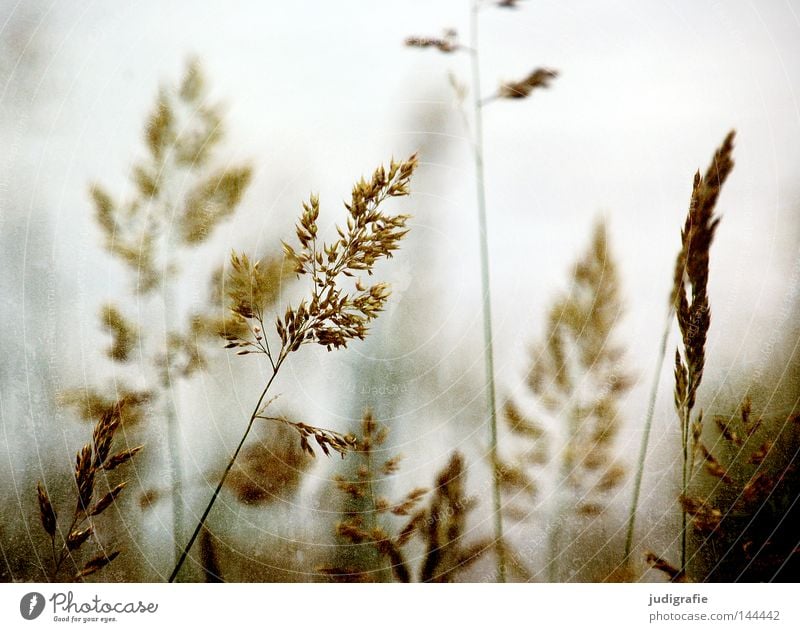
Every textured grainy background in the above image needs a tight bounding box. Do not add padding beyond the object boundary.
[2,0,799,581]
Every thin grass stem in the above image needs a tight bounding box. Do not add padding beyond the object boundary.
[169,355,284,582]
[469,0,505,583]
[161,269,184,569]
[624,314,672,562]
[681,406,689,573]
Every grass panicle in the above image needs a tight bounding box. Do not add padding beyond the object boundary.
[65,59,255,570]
[168,155,417,582]
[672,131,735,574]
[36,406,142,581]
[498,221,630,581]
[419,452,493,583]
[92,57,250,293]
[624,131,736,567]
[329,416,492,583]
[329,412,424,583]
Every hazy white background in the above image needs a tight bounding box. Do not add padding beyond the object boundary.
[2,0,799,580]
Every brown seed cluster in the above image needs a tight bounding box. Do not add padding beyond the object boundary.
[224,156,415,366]
[669,131,735,573]
[649,398,800,582]
[673,131,736,416]
[255,415,357,459]
[36,406,142,580]
[497,68,559,99]
[693,401,795,542]
[404,29,459,53]
[280,155,416,351]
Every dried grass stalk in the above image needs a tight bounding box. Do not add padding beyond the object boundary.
[35,406,141,581]
[672,131,735,572]
[404,0,559,582]
[169,156,417,582]
[499,221,630,581]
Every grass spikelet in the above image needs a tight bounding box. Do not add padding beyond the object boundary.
[404,29,459,53]
[180,167,253,244]
[75,551,120,580]
[679,495,722,534]
[503,400,544,440]
[36,483,57,537]
[497,68,558,99]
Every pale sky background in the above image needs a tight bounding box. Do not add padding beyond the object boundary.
[2,0,800,580]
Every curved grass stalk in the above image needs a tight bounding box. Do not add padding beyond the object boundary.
[169,359,282,582]
[168,155,417,582]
